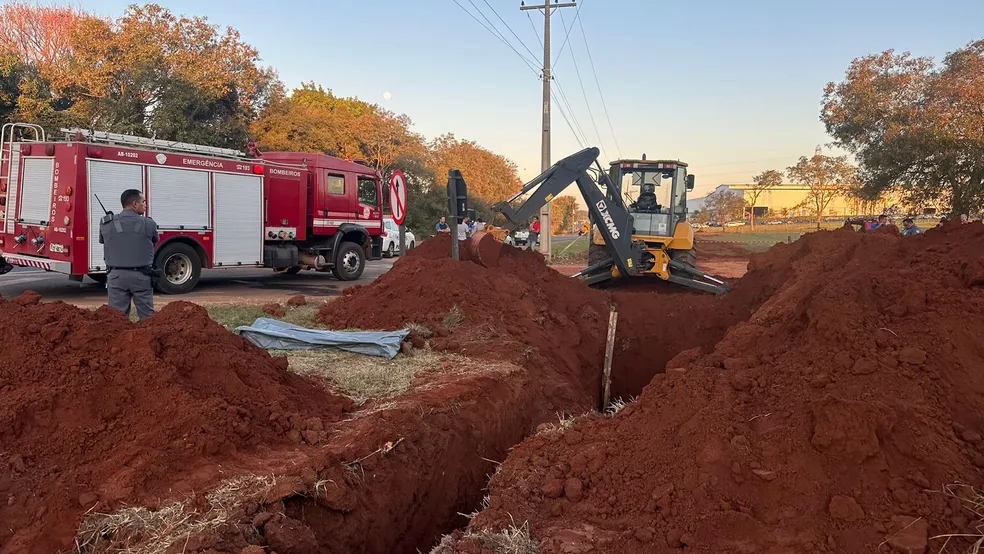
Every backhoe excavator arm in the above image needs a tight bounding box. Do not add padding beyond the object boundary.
[491,147,640,277]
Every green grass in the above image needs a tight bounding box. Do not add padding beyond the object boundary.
[697,231,800,253]
[553,235,589,259]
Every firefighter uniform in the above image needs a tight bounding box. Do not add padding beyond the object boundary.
[99,209,159,320]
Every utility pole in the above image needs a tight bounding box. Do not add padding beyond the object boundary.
[521,0,575,260]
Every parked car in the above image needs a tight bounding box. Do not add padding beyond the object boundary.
[512,228,530,246]
[382,219,416,257]
[724,221,746,227]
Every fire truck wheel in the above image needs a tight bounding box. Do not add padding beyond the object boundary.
[154,242,202,294]
[331,241,365,281]
[87,273,108,285]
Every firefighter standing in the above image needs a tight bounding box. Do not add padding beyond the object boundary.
[99,189,159,320]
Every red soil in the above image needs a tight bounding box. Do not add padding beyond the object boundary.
[457,223,984,554]
[321,235,613,409]
[0,300,351,554]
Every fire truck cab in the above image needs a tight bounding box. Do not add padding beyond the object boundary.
[0,123,385,294]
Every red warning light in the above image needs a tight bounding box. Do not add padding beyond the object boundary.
[252,165,264,175]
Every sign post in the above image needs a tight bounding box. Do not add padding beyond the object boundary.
[389,171,407,255]
[447,169,468,261]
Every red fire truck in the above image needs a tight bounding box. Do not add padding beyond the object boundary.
[0,123,385,294]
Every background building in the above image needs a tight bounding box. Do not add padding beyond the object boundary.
[692,183,939,219]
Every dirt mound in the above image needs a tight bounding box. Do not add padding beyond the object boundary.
[461,224,984,554]
[321,234,612,407]
[0,299,351,554]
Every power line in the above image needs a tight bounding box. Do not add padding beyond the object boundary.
[550,89,585,149]
[466,0,531,64]
[553,76,590,146]
[481,0,540,65]
[526,10,543,49]
[559,10,608,162]
[552,0,584,68]
[451,0,540,76]
[576,13,621,160]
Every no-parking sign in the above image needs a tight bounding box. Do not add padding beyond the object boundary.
[389,170,407,225]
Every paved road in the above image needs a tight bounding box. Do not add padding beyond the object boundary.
[0,258,396,307]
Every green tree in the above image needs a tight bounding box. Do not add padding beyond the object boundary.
[822,40,984,216]
[705,190,745,223]
[747,170,782,230]
[786,150,856,229]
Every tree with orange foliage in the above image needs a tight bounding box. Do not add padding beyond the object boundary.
[0,2,91,89]
[427,134,522,203]
[550,196,577,234]
[251,84,425,176]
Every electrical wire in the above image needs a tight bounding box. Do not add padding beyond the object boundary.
[482,0,540,64]
[451,0,541,77]
[576,13,622,160]
[551,89,586,149]
[552,0,584,68]
[559,10,608,163]
[526,10,544,50]
[553,76,591,146]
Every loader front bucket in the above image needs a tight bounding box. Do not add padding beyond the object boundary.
[465,231,503,268]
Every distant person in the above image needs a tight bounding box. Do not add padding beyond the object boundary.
[937,216,948,228]
[869,214,889,230]
[961,214,970,224]
[473,217,486,233]
[901,218,922,236]
[435,216,450,234]
[457,217,471,241]
[528,216,541,250]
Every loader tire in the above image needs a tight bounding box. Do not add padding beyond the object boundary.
[670,246,697,268]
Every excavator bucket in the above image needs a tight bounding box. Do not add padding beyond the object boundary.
[465,231,503,268]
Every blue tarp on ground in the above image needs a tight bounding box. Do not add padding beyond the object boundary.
[234,318,409,359]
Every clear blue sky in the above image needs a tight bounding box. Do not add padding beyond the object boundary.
[84,0,983,197]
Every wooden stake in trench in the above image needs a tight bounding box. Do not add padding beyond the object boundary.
[602,304,618,411]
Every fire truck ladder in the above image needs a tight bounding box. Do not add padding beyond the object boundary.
[0,123,46,233]
[61,128,247,159]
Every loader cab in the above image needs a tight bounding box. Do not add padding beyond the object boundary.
[609,158,694,239]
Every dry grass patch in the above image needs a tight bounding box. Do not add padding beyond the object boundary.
[443,304,465,331]
[931,483,984,552]
[430,522,539,554]
[278,349,470,404]
[207,302,324,331]
[75,474,277,554]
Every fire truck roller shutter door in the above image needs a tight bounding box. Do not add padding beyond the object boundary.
[18,157,55,225]
[213,172,262,266]
[147,166,210,229]
[4,146,21,233]
[88,160,145,272]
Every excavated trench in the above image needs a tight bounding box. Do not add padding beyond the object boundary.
[1,235,771,554]
[289,237,775,554]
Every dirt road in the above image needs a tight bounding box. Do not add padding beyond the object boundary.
[0,258,396,307]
